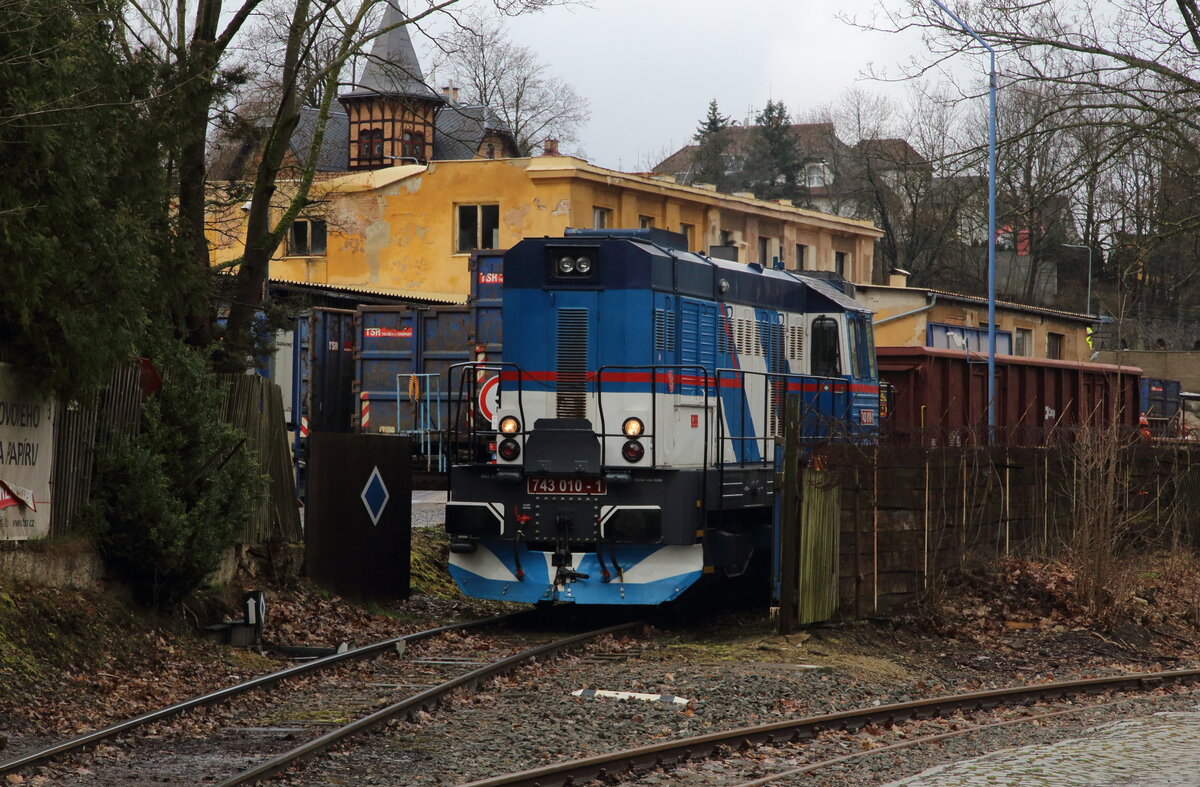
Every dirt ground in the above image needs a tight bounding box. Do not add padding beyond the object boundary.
[2,536,1199,752]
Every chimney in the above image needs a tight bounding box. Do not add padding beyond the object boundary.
[441,86,459,104]
[541,138,560,156]
[888,268,912,287]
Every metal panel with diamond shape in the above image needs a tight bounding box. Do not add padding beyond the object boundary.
[306,433,411,599]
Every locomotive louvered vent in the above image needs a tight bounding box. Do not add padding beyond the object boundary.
[788,324,804,361]
[770,323,787,373]
[719,314,732,355]
[654,309,676,352]
[556,308,589,418]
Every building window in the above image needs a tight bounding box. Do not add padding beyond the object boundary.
[638,215,655,229]
[485,142,496,159]
[679,223,694,248]
[1047,332,1064,360]
[807,163,828,188]
[457,204,500,252]
[358,129,382,160]
[1015,328,1032,357]
[401,131,425,161]
[288,219,327,256]
[834,251,848,278]
[719,229,733,246]
[593,207,612,229]
[928,322,1013,354]
[758,237,770,264]
[795,244,807,270]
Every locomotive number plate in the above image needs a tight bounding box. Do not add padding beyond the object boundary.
[527,477,607,495]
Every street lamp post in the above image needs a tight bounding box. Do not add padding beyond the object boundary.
[1061,243,1093,316]
[931,0,998,436]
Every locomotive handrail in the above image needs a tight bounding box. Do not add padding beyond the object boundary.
[593,364,713,470]
[712,368,853,468]
[447,361,529,467]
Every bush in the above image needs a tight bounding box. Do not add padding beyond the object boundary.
[84,339,261,606]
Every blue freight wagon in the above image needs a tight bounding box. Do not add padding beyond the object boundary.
[353,251,504,470]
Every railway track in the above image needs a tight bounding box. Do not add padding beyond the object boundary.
[0,613,643,785]
[457,666,1200,787]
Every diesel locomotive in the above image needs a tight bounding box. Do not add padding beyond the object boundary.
[445,229,881,605]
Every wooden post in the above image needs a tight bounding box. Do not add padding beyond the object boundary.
[778,394,801,634]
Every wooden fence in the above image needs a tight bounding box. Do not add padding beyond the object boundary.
[777,416,1200,627]
[39,366,300,543]
[49,365,144,536]
[218,374,303,543]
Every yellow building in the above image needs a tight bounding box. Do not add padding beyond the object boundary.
[209,155,884,304]
[207,4,881,303]
[860,276,1095,362]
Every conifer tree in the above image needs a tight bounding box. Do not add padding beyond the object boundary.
[744,100,800,200]
[692,99,733,189]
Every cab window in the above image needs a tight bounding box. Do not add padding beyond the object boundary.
[811,316,841,378]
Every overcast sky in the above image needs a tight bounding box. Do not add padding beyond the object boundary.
[489,0,931,170]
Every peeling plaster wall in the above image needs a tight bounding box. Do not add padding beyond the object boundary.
[211,158,885,303]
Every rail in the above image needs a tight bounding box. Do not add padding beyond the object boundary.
[455,666,1200,787]
[0,614,520,777]
[713,369,852,467]
[446,362,871,471]
[594,364,712,468]
[218,620,644,786]
[447,361,530,465]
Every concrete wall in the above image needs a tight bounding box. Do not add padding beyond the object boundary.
[1095,350,1200,392]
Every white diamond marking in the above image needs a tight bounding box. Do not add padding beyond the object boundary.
[360,466,390,526]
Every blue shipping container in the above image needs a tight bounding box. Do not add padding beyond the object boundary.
[355,251,504,438]
[1140,377,1182,422]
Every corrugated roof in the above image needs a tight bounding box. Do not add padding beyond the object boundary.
[861,283,1102,323]
[269,277,464,305]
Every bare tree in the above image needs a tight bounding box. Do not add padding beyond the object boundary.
[434,8,589,155]
[117,0,566,367]
[862,0,1200,310]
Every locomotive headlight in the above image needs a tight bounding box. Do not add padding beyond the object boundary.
[621,440,645,463]
[499,416,521,434]
[622,417,644,437]
[574,255,592,273]
[557,255,576,274]
[498,438,521,461]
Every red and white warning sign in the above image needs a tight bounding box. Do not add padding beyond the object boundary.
[477,375,500,422]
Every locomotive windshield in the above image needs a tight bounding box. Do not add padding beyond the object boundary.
[811,316,841,378]
[848,314,876,380]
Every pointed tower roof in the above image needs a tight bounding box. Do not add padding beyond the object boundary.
[342,1,442,102]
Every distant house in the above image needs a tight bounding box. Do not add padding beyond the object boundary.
[861,272,1094,363]
[652,123,850,212]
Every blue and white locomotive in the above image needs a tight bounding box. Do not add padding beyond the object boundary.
[445,229,880,606]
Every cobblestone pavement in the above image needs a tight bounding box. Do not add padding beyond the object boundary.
[886,708,1200,786]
